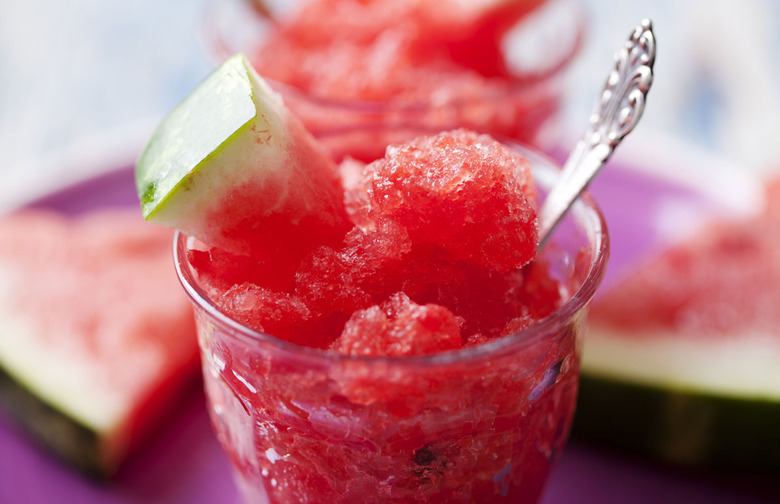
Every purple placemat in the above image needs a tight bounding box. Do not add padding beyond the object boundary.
[1,162,777,503]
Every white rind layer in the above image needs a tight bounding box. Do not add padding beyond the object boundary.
[582,324,780,400]
[140,55,295,249]
[0,266,128,434]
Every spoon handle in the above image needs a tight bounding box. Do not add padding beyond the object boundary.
[538,19,656,247]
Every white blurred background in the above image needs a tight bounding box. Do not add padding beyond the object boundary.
[1,0,779,209]
[566,0,780,175]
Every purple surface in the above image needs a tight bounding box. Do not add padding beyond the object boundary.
[1,163,778,503]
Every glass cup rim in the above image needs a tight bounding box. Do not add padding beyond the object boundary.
[173,144,609,367]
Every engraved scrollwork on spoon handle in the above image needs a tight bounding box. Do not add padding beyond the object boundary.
[590,19,656,152]
[538,20,656,247]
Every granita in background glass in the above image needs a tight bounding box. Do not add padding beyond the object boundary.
[204,0,584,160]
[174,136,609,504]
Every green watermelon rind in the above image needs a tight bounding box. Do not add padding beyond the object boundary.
[136,52,261,221]
[0,364,108,477]
[0,309,196,478]
[574,326,780,469]
[135,53,300,253]
[0,351,197,478]
[574,372,780,470]
[134,52,347,255]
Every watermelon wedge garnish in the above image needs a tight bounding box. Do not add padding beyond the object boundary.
[135,53,350,257]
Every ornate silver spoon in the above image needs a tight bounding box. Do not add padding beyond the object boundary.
[538,19,656,248]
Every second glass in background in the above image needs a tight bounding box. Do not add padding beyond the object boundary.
[202,0,585,161]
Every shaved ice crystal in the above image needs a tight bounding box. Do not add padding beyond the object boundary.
[362,129,538,272]
[332,292,463,357]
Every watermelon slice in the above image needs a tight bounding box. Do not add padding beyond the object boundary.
[135,53,350,257]
[0,209,199,477]
[574,178,780,469]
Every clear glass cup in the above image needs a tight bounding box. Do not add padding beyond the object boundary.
[173,137,609,504]
[201,0,585,160]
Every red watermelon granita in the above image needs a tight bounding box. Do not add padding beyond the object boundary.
[207,0,584,160]
[136,55,609,503]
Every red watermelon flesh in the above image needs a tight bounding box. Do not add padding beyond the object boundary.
[197,113,352,257]
[591,177,780,335]
[0,209,199,476]
[193,130,567,355]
